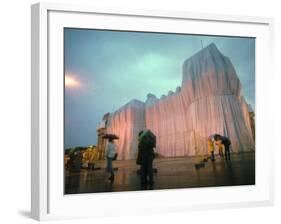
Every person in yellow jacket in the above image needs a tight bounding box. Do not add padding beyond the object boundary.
[207,135,215,161]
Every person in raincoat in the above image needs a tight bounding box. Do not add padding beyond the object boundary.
[207,135,215,162]
[137,130,156,186]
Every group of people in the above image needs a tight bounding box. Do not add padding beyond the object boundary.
[208,134,232,161]
[105,131,232,185]
[105,130,156,186]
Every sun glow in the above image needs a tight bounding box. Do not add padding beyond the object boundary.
[65,75,81,88]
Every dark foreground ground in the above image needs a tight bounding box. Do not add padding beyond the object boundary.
[65,152,255,194]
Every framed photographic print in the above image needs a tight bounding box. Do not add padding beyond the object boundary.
[31,2,274,221]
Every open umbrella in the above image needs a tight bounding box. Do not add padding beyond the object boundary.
[139,130,156,148]
[102,133,119,140]
[213,134,221,141]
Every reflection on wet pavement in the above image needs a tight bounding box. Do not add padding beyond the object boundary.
[65,152,255,194]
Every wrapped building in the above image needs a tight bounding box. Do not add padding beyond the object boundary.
[97,43,255,160]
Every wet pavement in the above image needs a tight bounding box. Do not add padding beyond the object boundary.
[65,152,255,194]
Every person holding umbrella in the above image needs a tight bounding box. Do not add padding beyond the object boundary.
[214,134,231,161]
[103,134,118,181]
[137,130,156,186]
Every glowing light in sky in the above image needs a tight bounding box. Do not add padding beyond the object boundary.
[65,74,81,88]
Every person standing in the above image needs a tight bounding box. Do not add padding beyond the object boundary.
[207,135,215,162]
[105,138,116,181]
[214,135,231,161]
[138,130,156,186]
[220,136,231,161]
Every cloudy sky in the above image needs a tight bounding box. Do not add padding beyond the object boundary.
[64,28,255,149]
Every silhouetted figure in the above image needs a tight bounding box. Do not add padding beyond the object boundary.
[221,136,231,161]
[215,135,231,161]
[137,130,156,186]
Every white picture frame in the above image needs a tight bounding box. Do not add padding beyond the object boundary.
[31,2,274,221]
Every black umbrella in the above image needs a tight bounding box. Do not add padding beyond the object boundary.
[213,134,221,141]
[102,134,119,140]
[139,130,156,148]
